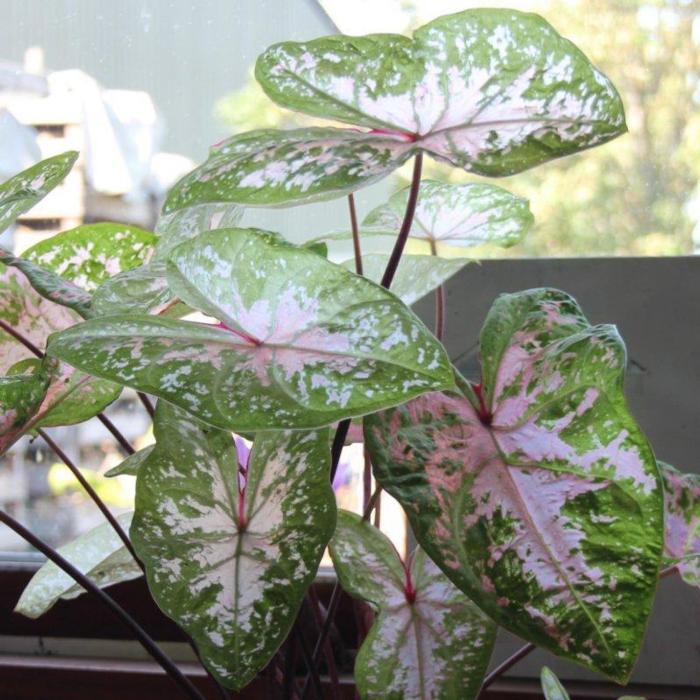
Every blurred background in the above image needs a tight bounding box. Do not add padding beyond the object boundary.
[0,0,698,557]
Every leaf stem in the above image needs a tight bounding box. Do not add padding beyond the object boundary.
[36,427,142,568]
[348,193,363,276]
[0,317,44,356]
[0,509,207,700]
[380,152,423,289]
[429,239,445,341]
[138,391,156,418]
[97,412,136,455]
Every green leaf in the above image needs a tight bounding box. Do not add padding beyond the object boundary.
[105,445,155,477]
[153,201,243,262]
[131,402,335,689]
[0,247,92,318]
[163,127,414,210]
[90,263,178,317]
[256,9,626,176]
[540,667,570,700]
[660,462,700,588]
[342,253,468,306]
[23,222,157,291]
[14,512,141,619]
[48,228,453,431]
[330,510,496,700]
[0,363,52,438]
[0,265,120,454]
[362,181,533,254]
[365,288,663,682]
[0,151,78,231]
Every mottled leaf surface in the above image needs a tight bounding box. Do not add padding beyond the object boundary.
[366,288,663,681]
[660,462,700,588]
[0,247,92,318]
[256,9,625,176]
[0,363,51,438]
[153,201,243,261]
[131,402,335,688]
[14,512,141,619]
[342,254,468,306]
[49,228,453,431]
[0,266,119,453]
[363,180,533,253]
[330,510,495,700]
[164,127,414,210]
[0,151,78,231]
[24,222,157,291]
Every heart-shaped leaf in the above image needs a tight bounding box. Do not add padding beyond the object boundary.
[363,180,533,254]
[660,462,700,588]
[256,9,625,177]
[0,265,120,454]
[48,228,453,431]
[342,254,468,306]
[365,288,663,682]
[330,510,496,700]
[0,247,92,318]
[23,222,157,291]
[540,667,570,700]
[131,402,335,689]
[0,151,78,231]
[153,201,243,261]
[163,127,414,210]
[14,511,141,619]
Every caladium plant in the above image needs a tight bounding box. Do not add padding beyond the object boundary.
[2,7,696,700]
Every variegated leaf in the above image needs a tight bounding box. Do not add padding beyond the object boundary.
[163,127,414,210]
[14,512,141,619]
[48,228,453,431]
[0,151,78,232]
[23,222,157,291]
[330,510,496,700]
[362,181,533,254]
[256,9,625,177]
[105,445,155,477]
[660,462,700,588]
[540,667,570,700]
[0,266,120,454]
[365,288,663,682]
[153,201,243,262]
[0,247,92,318]
[342,254,468,306]
[0,361,51,438]
[131,402,335,689]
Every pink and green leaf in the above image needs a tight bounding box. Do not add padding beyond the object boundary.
[365,288,663,682]
[330,510,496,699]
[131,402,335,689]
[0,151,78,231]
[256,9,625,177]
[660,462,700,588]
[48,228,453,431]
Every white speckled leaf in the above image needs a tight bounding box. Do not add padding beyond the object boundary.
[342,254,468,306]
[0,362,52,439]
[0,247,92,318]
[363,181,533,254]
[131,402,335,689]
[0,152,78,231]
[540,667,570,700]
[24,222,157,292]
[330,510,496,700]
[256,9,625,177]
[48,228,453,431]
[14,511,141,619]
[164,127,414,210]
[660,462,700,588]
[0,266,120,454]
[365,288,663,682]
